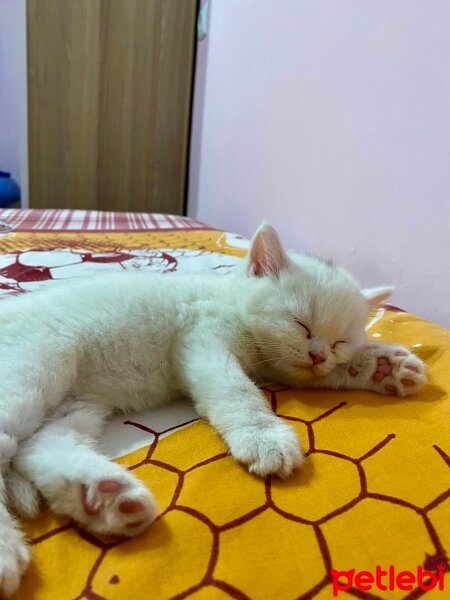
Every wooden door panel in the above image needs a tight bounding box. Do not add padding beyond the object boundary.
[28,0,101,209]
[28,0,197,213]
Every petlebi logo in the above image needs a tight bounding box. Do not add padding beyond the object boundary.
[331,564,446,596]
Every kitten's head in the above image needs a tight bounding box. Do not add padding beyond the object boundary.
[240,224,392,383]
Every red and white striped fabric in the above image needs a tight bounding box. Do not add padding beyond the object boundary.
[0,209,208,232]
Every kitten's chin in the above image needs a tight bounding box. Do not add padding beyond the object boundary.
[285,363,334,381]
[280,364,316,381]
[264,362,333,384]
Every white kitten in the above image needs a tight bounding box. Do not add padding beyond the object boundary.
[0,224,426,596]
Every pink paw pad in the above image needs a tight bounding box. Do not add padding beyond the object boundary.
[98,480,123,493]
[384,384,397,394]
[348,366,358,377]
[119,500,144,514]
[82,479,125,515]
[372,357,392,382]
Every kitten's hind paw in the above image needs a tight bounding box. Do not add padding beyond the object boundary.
[0,524,31,598]
[47,468,158,538]
[227,419,304,478]
[80,475,158,537]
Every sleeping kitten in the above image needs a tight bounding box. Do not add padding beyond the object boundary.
[0,224,426,596]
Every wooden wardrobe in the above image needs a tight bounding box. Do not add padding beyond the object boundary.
[27,0,198,213]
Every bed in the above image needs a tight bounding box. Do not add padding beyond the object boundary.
[0,209,449,600]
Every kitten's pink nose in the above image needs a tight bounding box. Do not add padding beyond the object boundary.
[309,352,326,366]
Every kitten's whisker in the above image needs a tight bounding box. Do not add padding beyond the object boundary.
[246,356,287,367]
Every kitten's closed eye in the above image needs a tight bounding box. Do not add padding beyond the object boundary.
[331,340,347,351]
[296,321,311,339]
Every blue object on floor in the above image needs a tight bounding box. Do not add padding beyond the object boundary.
[0,171,21,207]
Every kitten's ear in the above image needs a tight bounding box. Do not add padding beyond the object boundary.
[362,286,394,311]
[247,223,290,278]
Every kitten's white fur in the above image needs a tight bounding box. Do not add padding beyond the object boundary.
[0,224,426,596]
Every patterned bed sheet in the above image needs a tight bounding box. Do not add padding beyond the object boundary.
[0,209,449,600]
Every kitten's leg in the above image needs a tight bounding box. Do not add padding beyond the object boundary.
[13,401,158,537]
[311,343,427,396]
[0,349,78,594]
[0,436,31,598]
[0,385,60,597]
[5,468,40,519]
[180,335,304,477]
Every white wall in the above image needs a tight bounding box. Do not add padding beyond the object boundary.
[0,0,28,205]
[188,0,450,327]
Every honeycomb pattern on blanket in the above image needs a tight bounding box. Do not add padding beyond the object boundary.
[16,308,450,600]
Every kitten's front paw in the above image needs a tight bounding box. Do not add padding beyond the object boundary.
[227,419,304,478]
[353,344,427,396]
[0,524,31,598]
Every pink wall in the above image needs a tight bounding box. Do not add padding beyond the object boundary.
[188,1,450,327]
[0,0,28,204]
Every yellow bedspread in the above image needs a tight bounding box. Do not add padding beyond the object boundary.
[3,226,449,600]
